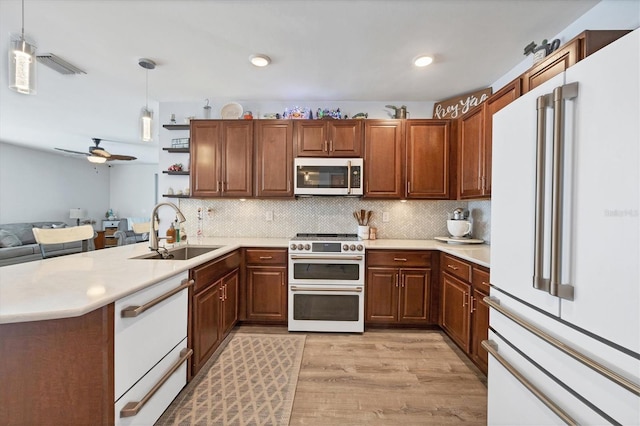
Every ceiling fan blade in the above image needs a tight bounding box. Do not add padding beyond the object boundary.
[91,148,112,158]
[107,154,137,161]
[54,147,89,156]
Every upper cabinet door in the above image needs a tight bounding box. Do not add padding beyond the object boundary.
[295,120,363,157]
[254,120,293,198]
[294,121,327,157]
[191,120,223,197]
[405,120,451,199]
[221,121,253,197]
[458,107,485,199]
[364,120,403,198]
[327,120,363,157]
[190,120,253,198]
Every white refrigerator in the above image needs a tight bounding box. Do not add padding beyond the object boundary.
[488,29,639,424]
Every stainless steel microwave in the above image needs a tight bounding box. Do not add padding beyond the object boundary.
[294,158,363,196]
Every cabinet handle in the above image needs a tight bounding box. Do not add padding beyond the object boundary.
[120,347,193,418]
[395,274,399,287]
[324,140,328,152]
[121,279,193,318]
[220,285,224,301]
[462,292,467,308]
[406,181,410,195]
[470,295,476,313]
[217,181,222,192]
[329,140,334,152]
[393,258,407,262]
[259,256,273,260]
[447,264,459,271]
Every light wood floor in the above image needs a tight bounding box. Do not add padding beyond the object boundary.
[236,326,487,425]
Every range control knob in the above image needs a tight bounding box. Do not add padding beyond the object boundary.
[304,244,311,251]
[297,244,304,250]
[349,244,356,251]
[290,244,297,250]
[343,244,349,251]
[356,244,364,251]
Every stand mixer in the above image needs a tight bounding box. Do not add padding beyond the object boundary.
[447,208,471,238]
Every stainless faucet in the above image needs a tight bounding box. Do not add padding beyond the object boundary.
[149,201,187,251]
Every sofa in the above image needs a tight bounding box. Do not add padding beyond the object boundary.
[113,230,149,246]
[0,222,95,267]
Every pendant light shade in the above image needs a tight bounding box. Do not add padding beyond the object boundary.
[138,58,156,142]
[140,107,153,142]
[8,1,36,95]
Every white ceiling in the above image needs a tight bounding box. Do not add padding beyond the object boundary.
[0,0,601,164]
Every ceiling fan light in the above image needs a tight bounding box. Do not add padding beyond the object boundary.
[140,107,153,142]
[249,54,271,67]
[413,55,433,67]
[87,155,107,164]
[8,36,37,95]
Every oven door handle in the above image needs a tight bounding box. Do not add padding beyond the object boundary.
[290,255,363,261]
[290,286,363,293]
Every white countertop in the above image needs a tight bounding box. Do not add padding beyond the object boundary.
[0,238,489,324]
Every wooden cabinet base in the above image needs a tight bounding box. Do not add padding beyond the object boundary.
[0,305,115,425]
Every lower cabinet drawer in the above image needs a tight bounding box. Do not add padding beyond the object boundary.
[367,250,432,267]
[114,339,189,426]
[114,272,189,401]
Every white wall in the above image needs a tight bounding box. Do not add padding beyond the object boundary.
[492,0,640,90]
[0,142,110,226]
[109,164,158,220]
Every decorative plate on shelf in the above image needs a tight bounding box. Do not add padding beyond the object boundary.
[220,102,243,119]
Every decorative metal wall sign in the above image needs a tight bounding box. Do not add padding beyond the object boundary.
[433,87,493,119]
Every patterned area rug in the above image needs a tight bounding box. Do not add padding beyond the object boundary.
[157,333,306,426]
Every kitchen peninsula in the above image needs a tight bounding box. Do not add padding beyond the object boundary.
[0,238,489,424]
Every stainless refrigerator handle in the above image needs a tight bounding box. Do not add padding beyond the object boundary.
[481,340,578,426]
[550,83,578,300]
[485,296,640,396]
[533,94,552,292]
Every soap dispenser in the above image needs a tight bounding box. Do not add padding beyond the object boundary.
[166,222,176,244]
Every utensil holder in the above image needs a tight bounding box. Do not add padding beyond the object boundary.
[357,225,370,240]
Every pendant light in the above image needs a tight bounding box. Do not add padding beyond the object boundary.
[139,58,156,142]
[8,0,37,95]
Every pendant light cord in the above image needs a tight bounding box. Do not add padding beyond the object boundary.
[145,68,149,109]
[21,0,25,38]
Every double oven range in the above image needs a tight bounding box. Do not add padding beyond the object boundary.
[288,233,365,333]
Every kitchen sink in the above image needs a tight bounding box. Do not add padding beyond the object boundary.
[132,245,223,260]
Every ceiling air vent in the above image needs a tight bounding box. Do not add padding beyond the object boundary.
[36,53,86,75]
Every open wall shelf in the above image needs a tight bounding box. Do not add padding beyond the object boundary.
[163,124,190,130]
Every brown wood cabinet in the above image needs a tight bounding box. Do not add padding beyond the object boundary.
[469,266,490,375]
[363,120,404,198]
[366,250,435,325]
[294,120,363,157]
[244,248,288,324]
[405,120,451,199]
[439,252,490,374]
[0,305,114,425]
[189,250,240,376]
[254,120,294,197]
[458,78,521,199]
[364,119,451,199]
[523,30,630,93]
[190,120,253,198]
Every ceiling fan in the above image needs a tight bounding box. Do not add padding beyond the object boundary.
[55,138,137,162]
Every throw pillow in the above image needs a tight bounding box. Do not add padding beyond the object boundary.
[0,229,23,248]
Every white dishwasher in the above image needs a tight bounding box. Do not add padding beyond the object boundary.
[114,272,192,426]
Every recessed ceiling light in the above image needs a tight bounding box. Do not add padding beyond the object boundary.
[249,54,271,67]
[413,55,433,67]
